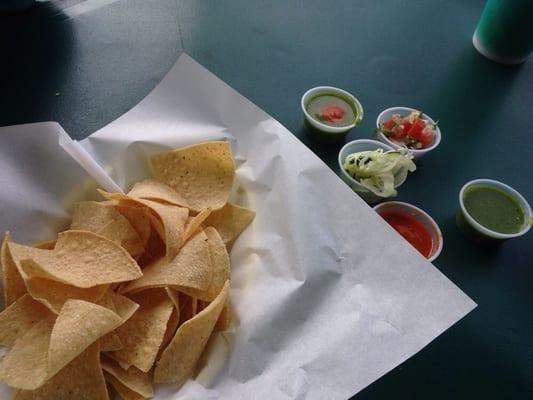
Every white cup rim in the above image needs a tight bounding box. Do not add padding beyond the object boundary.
[373,201,443,262]
[375,107,441,154]
[459,179,532,239]
[301,86,363,133]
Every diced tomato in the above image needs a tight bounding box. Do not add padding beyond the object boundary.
[391,125,406,140]
[407,119,426,139]
[401,121,412,133]
[382,118,396,130]
[418,128,434,148]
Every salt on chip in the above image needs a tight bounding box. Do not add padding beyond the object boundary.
[202,202,255,246]
[121,229,213,294]
[154,281,229,384]
[0,315,55,390]
[150,141,236,212]
[183,208,212,242]
[14,342,109,400]
[0,294,51,347]
[98,191,188,261]
[101,356,153,398]
[1,233,28,306]
[47,299,123,378]
[25,277,108,314]
[180,227,230,302]
[111,289,174,373]
[128,179,189,208]
[17,230,142,288]
[104,372,145,400]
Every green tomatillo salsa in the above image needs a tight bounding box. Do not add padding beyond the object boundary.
[464,186,525,234]
[306,94,357,127]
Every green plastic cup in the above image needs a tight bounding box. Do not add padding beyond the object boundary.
[473,0,533,64]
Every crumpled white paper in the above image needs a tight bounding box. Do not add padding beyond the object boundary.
[0,54,475,400]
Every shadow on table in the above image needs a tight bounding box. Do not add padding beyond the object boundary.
[427,45,524,147]
[0,2,74,125]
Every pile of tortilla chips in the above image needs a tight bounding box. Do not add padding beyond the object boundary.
[0,141,255,399]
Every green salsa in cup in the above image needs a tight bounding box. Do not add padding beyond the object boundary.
[457,179,531,241]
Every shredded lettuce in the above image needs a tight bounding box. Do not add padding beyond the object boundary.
[343,149,416,197]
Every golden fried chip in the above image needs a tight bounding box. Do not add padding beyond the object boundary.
[150,141,235,212]
[165,287,180,309]
[71,201,144,258]
[183,208,212,242]
[101,356,153,398]
[180,227,230,302]
[0,294,51,346]
[179,295,198,323]
[101,334,123,352]
[1,233,28,306]
[121,229,212,294]
[128,179,189,208]
[111,289,173,373]
[17,230,142,288]
[26,277,108,314]
[154,281,229,384]
[0,316,55,390]
[104,353,132,370]
[48,299,122,377]
[107,291,139,322]
[32,239,57,250]
[215,303,232,332]
[14,342,109,400]
[104,372,145,400]
[98,191,188,261]
[113,202,152,246]
[158,308,179,359]
[203,202,255,246]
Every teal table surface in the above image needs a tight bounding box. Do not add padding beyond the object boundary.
[1,1,532,398]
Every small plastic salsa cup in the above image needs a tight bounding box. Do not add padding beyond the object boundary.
[374,201,443,262]
[301,86,363,141]
[457,179,531,242]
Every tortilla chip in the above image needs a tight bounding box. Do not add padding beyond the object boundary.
[179,294,198,323]
[179,227,230,302]
[113,202,152,247]
[136,230,166,267]
[14,342,109,400]
[1,233,28,306]
[32,239,57,250]
[121,229,213,294]
[107,291,139,322]
[183,208,212,242]
[104,372,146,400]
[48,299,123,378]
[6,241,48,280]
[158,308,179,358]
[150,141,235,212]
[128,179,189,208]
[101,356,153,398]
[16,230,142,288]
[111,289,174,372]
[165,287,180,309]
[154,281,229,384]
[98,191,188,261]
[0,294,51,346]
[26,277,108,314]
[0,316,55,389]
[104,353,132,370]
[101,334,123,352]
[202,202,255,246]
[214,304,232,332]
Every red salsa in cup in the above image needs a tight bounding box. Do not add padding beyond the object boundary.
[380,211,432,257]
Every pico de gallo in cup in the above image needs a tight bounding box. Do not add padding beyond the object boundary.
[376,107,441,159]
